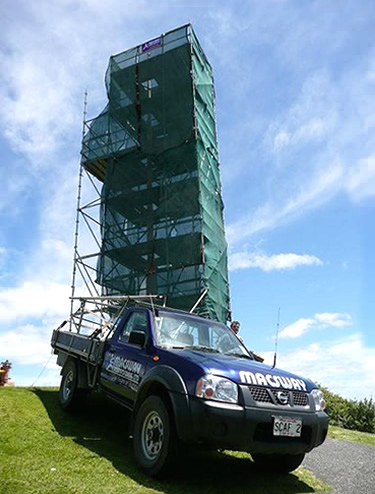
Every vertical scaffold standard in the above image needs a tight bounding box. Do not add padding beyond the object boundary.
[81,24,230,322]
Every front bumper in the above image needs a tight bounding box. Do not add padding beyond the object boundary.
[187,397,329,455]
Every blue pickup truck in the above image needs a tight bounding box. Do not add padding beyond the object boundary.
[51,298,329,477]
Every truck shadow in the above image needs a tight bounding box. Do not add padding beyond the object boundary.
[34,389,316,494]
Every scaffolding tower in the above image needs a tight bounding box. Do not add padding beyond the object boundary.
[73,24,230,323]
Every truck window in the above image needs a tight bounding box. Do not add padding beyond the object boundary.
[154,311,250,356]
[119,311,149,343]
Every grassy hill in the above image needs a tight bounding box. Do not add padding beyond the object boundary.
[0,387,331,494]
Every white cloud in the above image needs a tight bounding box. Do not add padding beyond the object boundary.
[314,312,352,328]
[273,117,331,153]
[0,323,59,367]
[0,281,70,324]
[345,154,375,202]
[229,250,323,272]
[0,39,79,167]
[0,323,60,386]
[227,161,343,244]
[0,248,7,280]
[279,318,317,339]
[226,45,375,244]
[274,131,290,151]
[280,312,352,339]
[268,72,338,154]
[261,333,375,400]
[295,117,328,142]
[0,0,159,168]
[0,156,33,215]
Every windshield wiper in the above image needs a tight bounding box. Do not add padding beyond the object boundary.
[160,345,185,350]
[185,345,220,353]
[225,352,254,360]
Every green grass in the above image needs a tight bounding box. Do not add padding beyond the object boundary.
[328,425,375,447]
[0,387,331,494]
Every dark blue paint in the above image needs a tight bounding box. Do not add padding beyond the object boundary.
[99,307,316,400]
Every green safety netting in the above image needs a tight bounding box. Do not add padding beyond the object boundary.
[81,24,230,323]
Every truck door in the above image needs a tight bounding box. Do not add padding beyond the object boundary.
[100,309,152,406]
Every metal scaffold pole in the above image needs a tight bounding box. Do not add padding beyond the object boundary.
[70,90,88,330]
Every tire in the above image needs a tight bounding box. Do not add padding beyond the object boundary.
[59,359,87,411]
[133,395,175,477]
[252,452,305,474]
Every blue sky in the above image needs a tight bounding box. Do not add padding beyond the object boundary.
[0,0,374,399]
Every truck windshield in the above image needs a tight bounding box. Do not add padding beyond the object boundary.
[153,311,251,357]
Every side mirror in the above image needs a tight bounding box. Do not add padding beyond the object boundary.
[128,330,146,347]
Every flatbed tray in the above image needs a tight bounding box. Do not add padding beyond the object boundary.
[51,329,105,365]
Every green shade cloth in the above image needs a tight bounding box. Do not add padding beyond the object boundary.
[81,24,230,323]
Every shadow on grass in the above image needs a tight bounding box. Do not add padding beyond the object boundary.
[34,388,315,494]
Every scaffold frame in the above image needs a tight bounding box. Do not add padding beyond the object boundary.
[70,24,230,324]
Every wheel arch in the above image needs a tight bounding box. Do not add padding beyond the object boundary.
[60,354,91,389]
[130,365,192,442]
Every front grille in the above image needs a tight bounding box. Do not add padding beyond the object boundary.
[293,391,309,407]
[248,386,309,408]
[250,387,272,403]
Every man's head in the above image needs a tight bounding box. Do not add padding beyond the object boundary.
[230,320,240,335]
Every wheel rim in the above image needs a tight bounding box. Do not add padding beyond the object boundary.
[62,370,74,401]
[141,410,164,461]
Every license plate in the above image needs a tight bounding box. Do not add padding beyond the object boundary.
[273,416,302,437]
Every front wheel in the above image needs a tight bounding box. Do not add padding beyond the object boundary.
[252,452,305,474]
[59,359,87,411]
[133,395,175,477]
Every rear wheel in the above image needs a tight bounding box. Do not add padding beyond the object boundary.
[59,359,87,411]
[133,395,175,477]
[252,452,305,474]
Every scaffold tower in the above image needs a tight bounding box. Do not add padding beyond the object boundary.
[76,24,230,323]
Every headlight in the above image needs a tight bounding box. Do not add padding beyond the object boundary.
[311,389,326,411]
[196,374,238,403]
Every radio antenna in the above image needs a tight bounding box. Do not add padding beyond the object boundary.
[272,307,280,369]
